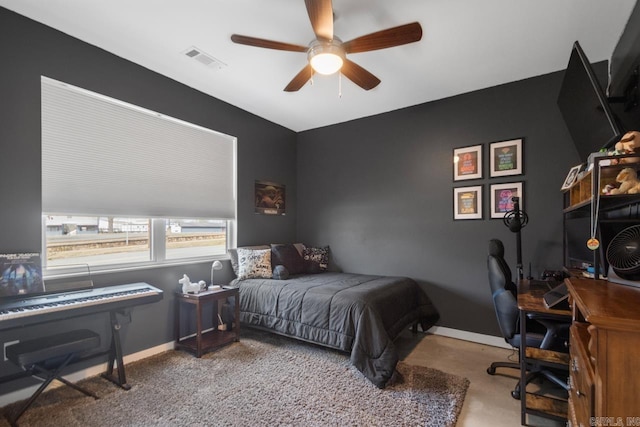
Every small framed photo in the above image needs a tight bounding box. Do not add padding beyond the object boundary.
[561,164,582,190]
[490,182,523,219]
[453,145,482,181]
[490,138,523,177]
[454,185,483,220]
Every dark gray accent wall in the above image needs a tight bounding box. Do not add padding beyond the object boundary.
[297,71,583,336]
[0,7,296,389]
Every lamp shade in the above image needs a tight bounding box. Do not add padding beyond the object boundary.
[308,39,345,75]
[211,260,224,285]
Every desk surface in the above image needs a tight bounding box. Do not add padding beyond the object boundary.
[517,280,572,317]
[567,277,640,331]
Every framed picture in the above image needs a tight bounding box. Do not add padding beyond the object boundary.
[490,182,523,219]
[490,138,523,177]
[453,145,482,181]
[255,180,286,215]
[561,164,582,190]
[453,185,483,220]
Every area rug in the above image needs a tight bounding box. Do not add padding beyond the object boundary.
[0,329,469,426]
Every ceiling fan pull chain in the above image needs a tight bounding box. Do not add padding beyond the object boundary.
[338,72,342,98]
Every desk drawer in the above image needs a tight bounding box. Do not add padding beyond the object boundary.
[569,324,594,426]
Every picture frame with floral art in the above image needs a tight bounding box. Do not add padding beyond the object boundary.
[490,182,523,219]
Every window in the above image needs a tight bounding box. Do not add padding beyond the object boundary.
[45,215,151,267]
[41,77,236,272]
[165,219,227,260]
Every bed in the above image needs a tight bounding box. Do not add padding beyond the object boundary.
[228,244,440,388]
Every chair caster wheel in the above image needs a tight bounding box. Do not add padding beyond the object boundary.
[487,367,496,375]
[511,390,521,400]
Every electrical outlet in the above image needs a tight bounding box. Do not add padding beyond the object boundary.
[3,340,19,362]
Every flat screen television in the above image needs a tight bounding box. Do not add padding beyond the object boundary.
[557,41,625,163]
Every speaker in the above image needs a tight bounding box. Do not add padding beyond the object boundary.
[606,224,640,288]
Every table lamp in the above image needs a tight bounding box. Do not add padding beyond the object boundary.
[210,260,223,286]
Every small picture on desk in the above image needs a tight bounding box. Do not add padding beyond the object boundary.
[561,164,582,190]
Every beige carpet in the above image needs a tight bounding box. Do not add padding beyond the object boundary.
[1,329,469,426]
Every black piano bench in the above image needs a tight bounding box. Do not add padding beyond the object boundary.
[5,329,100,426]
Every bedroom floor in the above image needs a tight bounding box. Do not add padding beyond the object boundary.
[395,331,565,427]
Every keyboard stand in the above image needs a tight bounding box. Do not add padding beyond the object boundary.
[0,310,134,392]
[101,310,132,390]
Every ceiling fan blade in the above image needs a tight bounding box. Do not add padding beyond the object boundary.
[231,34,308,52]
[341,59,381,91]
[342,22,422,54]
[284,64,315,92]
[305,0,333,41]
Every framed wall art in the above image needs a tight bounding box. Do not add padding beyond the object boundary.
[255,180,286,215]
[490,182,523,219]
[453,185,483,220]
[453,145,483,181]
[489,138,523,177]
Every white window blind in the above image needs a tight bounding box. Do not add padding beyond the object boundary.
[41,76,236,219]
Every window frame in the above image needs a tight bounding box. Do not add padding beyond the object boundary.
[41,216,234,278]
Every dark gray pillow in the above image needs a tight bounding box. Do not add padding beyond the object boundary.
[272,265,290,280]
[271,243,305,275]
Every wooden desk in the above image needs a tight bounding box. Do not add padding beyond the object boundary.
[566,278,640,426]
[517,280,571,425]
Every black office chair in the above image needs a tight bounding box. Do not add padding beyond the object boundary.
[486,238,569,399]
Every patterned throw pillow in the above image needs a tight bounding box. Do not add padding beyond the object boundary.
[237,248,272,280]
[303,246,329,274]
[228,245,270,276]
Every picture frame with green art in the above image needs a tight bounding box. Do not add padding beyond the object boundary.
[489,138,523,177]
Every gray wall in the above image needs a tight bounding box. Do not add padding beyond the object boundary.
[0,7,296,389]
[297,72,584,336]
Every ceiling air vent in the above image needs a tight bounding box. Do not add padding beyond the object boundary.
[183,46,227,70]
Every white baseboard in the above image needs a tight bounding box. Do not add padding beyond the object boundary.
[427,326,512,349]
[1,326,510,407]
[0,341,175,407]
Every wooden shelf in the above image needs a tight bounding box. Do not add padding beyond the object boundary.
[525,393,568,420]
[176,329,238,355]
[563,154,640,211]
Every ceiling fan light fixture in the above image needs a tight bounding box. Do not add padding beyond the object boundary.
[308,39,344,75]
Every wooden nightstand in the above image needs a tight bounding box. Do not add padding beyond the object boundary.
[174,287,240,357]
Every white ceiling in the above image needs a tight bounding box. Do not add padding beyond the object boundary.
[1,0,637,132]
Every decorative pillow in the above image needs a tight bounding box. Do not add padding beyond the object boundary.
[228,245,269,276]
[303,246,329,274]
[272,265,290,280]
[271,243,305,275]
[236,248,272,280]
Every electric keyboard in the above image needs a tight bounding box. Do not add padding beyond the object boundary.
[0,282,163,331]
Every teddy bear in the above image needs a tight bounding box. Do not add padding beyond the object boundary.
[610,131,640,164]
[609,167,640,194]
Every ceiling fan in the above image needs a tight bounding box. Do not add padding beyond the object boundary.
[230,0,423,92]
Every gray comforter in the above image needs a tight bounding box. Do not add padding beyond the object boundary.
[234,272,439,388]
